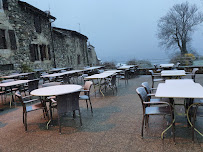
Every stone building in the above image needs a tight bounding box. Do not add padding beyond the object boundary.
[53,27,89,69]
[0,0,99,74]
[87,43,99,66]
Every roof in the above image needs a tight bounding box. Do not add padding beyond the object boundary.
[18,1,56,20]
[53,27,88,40]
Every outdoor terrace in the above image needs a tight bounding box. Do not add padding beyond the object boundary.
[0,74,202,152]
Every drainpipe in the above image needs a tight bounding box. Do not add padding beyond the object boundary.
[49,19,56,68]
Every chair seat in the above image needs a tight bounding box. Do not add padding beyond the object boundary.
[79,95,89,100]
[26,103,44,112]
[145,106,171,115]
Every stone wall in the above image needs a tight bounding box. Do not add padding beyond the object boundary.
[0,0,99,75]
[87,44,99,66]
[53,27,89,69]
[0,0,54,74]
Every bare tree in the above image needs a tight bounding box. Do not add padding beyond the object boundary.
[157,2,203,55]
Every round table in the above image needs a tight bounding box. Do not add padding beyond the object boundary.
[30,84,82,132]
[30,84,82,96]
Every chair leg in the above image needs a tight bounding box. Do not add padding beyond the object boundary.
[25,112,27,131]
[78,109,82,126]
[58,114,61,134]
[89,99,93,114]
[141,115,145,137]
[23,112,25,124]
[85,100,89,109]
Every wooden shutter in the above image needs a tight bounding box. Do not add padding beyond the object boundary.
[29,44,35,62]
[77,55,81,64]
[34,44,39,60]
[8,30,17,50]
[2,0,8,10]
[0,29,7,49]
[34,15,41,33]
[29,44,39,62]
[47,45,51,60]
[39,45,44,61]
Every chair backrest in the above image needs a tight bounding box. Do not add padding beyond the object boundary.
[28,73,35,80]
[110,75,117,86]
[84,81,93,91]
[28,79,39,93]
[15,91,25,108]
[56,91,80,115]
[141,82,151,94]
[136,87,149,105]
[192,68,199,81]
[149,70,154,75]
[62,75,70,84]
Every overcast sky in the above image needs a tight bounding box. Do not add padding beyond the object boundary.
[23,0,203,63]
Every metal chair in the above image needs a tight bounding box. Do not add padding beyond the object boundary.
[186,68,199,82]
[55,91,82,133]
[189,99,203,142]
[108,75,117,94]
[79,81,93,113]
[149,70,164,88]
[120,70,130,84]
[136,87,175,142]
[141,82,170,103]
[15,91,49,131]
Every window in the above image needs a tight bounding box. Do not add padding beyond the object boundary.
[47,45,51,60]
[29,44,39,62]
[34,15,41,33]
[39,45,46,61]
[30,44,51,62]
[2,0,8,10]
[77,55,81,64]
[8,30,17,50]
[0,29,7,49]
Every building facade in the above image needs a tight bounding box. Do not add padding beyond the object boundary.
[0,0,99,74]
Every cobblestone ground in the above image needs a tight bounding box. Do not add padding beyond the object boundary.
[0,75,202,152]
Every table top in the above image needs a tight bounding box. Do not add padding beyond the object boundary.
[165,79,194,84]
[155,81,203,98]
[31,84,82,96]
[85,72,116,79]
[160,64,174,68]
[41,70,84,78]
[161,70,186,76]
[1,72,34,79]
[103,70,123,73]
[84,66,103,70]
[0,80,30,87]
[117,65,136,70]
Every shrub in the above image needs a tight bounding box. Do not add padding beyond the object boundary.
[170,53,195,66]
[103,62,116,69]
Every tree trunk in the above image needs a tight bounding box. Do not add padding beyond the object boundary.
[181,40,187,55]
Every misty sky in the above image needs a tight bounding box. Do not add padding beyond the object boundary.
[23,0,203,63]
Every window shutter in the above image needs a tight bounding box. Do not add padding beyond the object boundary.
[34,44,39,60]
[0,29,7,49]
[29,44,35,62]
[2,0,8,10]
[34,15,41,33]
[47,45,51,60]
[39,45,44,61]
[8,30,17,50]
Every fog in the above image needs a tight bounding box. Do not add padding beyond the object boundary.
[23,0,203,63]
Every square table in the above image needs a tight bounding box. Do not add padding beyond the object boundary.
[84,72,117,96]
[160,64,174,68]
[155,80,203,126]
[0,80,30,106]
[161,70,186,77]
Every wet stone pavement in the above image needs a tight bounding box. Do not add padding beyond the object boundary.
[0,75,202,152]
